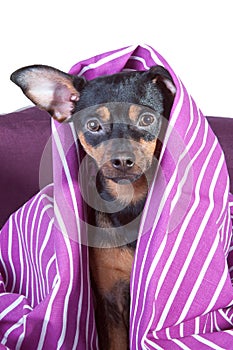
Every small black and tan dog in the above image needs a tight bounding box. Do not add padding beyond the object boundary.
[11,64,176,349]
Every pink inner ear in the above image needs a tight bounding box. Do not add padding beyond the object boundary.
[50,84,80,121]
[163,79,177,95]
[152,77,176,96]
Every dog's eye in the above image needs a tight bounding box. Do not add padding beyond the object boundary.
[139,113,155,127]
[86,119,101,132]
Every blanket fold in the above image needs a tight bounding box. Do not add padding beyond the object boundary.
[1,44,233,349]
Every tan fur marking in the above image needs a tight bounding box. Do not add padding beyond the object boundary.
[90,144,106,165]
[139,138,157,160]
[130,175,149,204]
[89,247,134,293]
[96,211,113,229]
[78,131,106,165]
[78,132,93,156]
[106,326,129,350]
[105,175,148,206]
[96,106,111,122]
[128,105,142,123]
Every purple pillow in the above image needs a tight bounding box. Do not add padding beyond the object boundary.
[0,107,52,228]
[0,107,232,229]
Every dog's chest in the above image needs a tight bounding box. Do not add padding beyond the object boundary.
[89,246,134,349]
[89,246,134,294]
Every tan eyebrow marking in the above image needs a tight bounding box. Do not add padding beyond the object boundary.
[96,106,111,122]
[128,105,142,122]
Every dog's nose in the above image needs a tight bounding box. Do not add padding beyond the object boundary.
[111,154,135,171]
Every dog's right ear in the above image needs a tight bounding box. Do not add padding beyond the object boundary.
[10,65,86,122]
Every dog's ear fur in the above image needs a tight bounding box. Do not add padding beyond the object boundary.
[144,65,176,119]
[11,65,86,122]
[145,65,176,96]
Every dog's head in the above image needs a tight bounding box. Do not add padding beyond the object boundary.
[11,65,176,184]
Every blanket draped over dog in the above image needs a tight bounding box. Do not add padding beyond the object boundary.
[1,45,233,349]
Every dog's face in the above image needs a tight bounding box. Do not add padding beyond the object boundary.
[74,100,164,183]
[11,65,176,184]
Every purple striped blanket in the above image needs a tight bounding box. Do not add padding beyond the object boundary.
[1,45,233,349]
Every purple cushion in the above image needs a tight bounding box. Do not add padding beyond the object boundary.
[0,107,52,228]
[0,108,232,229]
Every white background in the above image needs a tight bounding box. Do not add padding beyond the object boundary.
[1,0,232,117]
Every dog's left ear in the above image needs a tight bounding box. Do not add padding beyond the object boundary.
[11,65,86,122]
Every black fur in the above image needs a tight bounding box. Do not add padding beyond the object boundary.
[73,69,172,118]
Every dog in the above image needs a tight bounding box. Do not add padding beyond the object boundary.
[11,64,176,349]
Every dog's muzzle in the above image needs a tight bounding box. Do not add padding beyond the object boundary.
[109,153,137,183]
[111,153,135,171]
